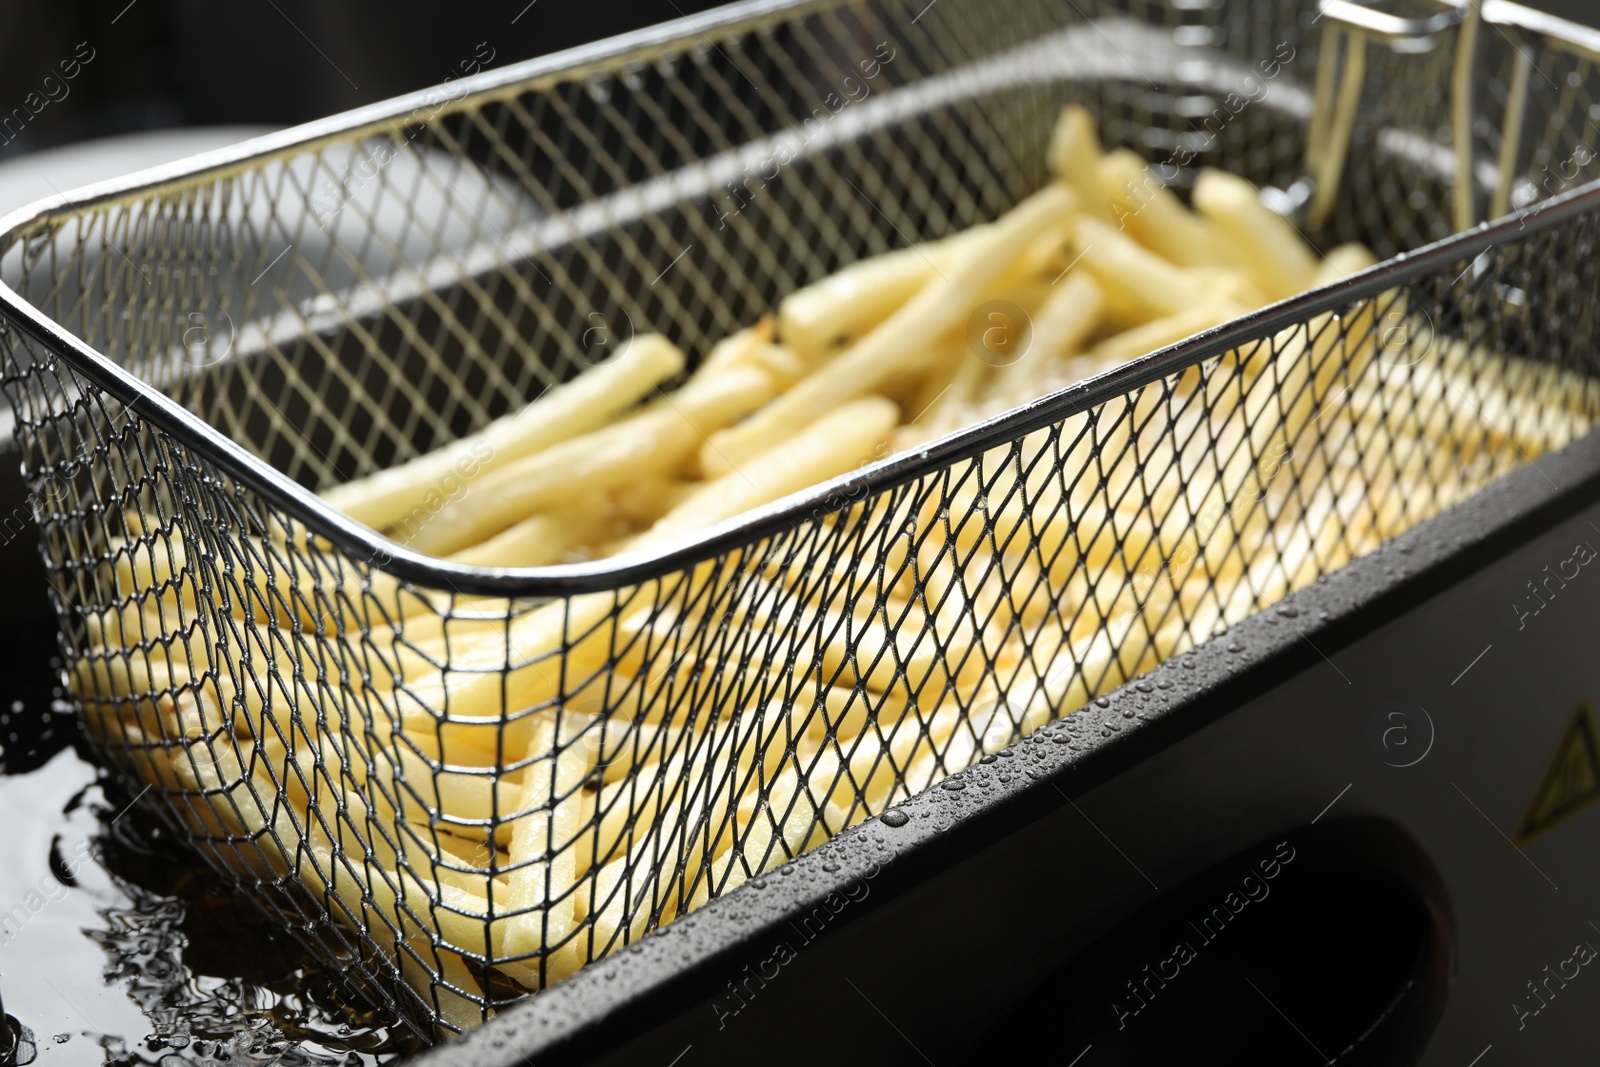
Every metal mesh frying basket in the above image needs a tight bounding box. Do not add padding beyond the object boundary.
[2,0,1600,1043]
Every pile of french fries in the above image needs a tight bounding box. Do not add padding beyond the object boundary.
[68,107,1598,1031]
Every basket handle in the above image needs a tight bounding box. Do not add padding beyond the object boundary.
[1304,0,1477,231]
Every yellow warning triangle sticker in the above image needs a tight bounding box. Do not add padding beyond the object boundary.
[1514,700,1600,847]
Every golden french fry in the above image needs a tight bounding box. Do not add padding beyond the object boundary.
[1048,105,1111,219]
[1098,149,1234,268]
[447,508,607,568]
[777,231,984,362]
[656,396,897,546]
[1192,169,1319,301]
[702,184,1076,477]
[1072,216,1214,319]
[1089,302,1248,365]
[1313,243,1380,286]
[409,363,777,556]
[324,334,685,532]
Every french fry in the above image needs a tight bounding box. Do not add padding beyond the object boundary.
[1192,169,1319,302]
[702,184,1076,478]
[698,319,776,374]
[447,508,607,568]
[609,478,698,526]
[777,231,984,362]
[649,396,897,547]
[1097,149,1233,268]
[323,334,685,532]
[1027,270,1105,363]
[1313,243,1379,285]
[1048,105,1111,220]
[984,271,1105,411]
[1090,302,1248,365]
[409,363,778,556]
[497,714,590,973]
[1072,216,1217,319]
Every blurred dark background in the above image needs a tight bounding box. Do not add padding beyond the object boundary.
[0,0,726,160]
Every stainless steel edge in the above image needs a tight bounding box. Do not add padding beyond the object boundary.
[1318,0,1465,43]
[1482,0,1600,61]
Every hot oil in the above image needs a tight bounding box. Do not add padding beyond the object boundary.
[0,671,409,1067]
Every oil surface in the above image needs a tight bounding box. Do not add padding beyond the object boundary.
[0,666,407,1067]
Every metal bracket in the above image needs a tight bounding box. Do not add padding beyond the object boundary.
[1304,0,1477,231]
[1481,0,1600,222]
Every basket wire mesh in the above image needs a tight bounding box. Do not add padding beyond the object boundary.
[0,0,1598,1042]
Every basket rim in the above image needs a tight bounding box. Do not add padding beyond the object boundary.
[0,0,1596,597]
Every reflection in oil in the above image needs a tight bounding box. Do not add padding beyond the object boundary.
[0,680,410,1066]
